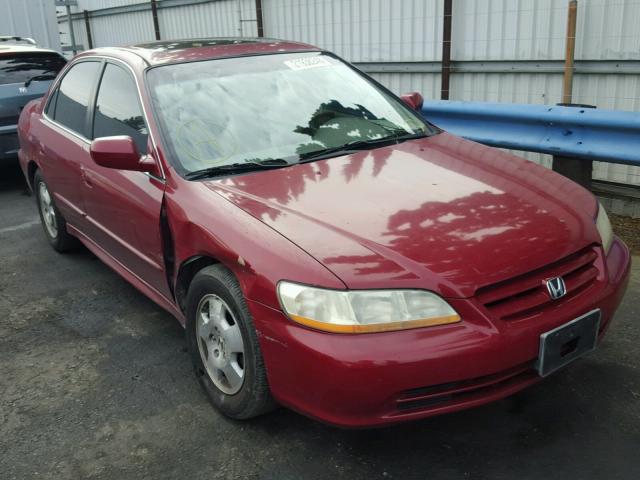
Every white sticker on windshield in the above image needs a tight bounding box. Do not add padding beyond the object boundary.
[284,56,333,71]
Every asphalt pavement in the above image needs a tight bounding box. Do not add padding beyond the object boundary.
[1,163,638,480]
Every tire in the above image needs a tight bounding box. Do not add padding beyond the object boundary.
[186,264,276,419]
[33,169,78,252]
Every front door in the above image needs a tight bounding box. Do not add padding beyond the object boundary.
[81,61,170,299]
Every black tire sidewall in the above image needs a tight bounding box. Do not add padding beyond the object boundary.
[185,267,262,418]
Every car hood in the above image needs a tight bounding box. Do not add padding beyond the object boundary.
[206,133,599,298]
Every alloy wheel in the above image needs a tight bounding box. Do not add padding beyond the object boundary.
[196,294,246,395]
[38,181,58,238]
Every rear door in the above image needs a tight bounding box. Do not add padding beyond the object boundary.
[0,51,66,158]
[37,60,102,227]
[82,60,170,298]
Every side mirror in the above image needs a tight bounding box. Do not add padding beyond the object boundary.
[400,92,424,111]
[90,136,154,172]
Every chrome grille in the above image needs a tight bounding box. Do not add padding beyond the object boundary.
[475,246,599,321]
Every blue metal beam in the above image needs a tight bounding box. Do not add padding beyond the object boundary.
[421,101,640,166]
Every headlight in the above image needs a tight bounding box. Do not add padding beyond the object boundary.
[595,202,613,254]
[277,281,461,333]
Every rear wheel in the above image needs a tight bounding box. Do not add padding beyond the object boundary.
[34,170,78,252]
[186,265,276,419]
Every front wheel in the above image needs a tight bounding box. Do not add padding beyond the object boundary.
[34,169,78,252]
[186,265,275,419]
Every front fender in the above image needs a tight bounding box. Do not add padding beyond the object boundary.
[165,182,345,310]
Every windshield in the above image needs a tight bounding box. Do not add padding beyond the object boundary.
[147,52,435,176]
[0,52,66,85]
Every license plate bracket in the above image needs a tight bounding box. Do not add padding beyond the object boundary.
[536,309,600,377]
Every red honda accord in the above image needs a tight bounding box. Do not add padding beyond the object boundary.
[17,38,630,427]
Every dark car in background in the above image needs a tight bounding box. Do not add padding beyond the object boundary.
[1,40,66,162]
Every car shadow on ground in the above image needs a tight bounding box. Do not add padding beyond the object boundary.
[0,161,30,195]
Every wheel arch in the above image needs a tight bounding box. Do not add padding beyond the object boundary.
[27,160,39,190]
[175,255,221,313]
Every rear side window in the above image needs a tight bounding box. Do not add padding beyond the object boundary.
[52,61,101,137]
[0,52,66,85]
[93,63,148,153]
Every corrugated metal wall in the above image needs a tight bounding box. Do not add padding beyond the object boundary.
[58,13,90,53]
[370,72,441,102]
[77,0,144,8]
[263,0,443,62]
[160,0,256,39]
[452,0,640,61]
[52,0,640,190]
[59,0,257,49]
[1,0,61,50]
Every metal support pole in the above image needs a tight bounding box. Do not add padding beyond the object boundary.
[150,0,161,41]
[255,0,264,37]
[237,0,243,36]
[552,156,593,190]
[562,0,578,104]
[440,0,453,100]
[65,3,78,54]
[83,10,93,49]
[555,2,591,188]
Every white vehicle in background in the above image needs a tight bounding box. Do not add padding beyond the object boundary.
[0,36,37,46]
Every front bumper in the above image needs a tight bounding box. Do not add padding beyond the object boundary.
[249,238,631,427]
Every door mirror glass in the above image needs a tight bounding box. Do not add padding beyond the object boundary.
[90,136,152,172]
[400,92,424,111]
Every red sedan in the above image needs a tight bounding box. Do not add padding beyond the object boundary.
[17,38,630,427]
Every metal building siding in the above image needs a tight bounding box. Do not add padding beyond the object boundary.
[262,0,443,62]
[72,0,144,9]
[451,71,562,105]
[368,72,441,100]
[58,15,90,52]
[451,0,640,61]
[89,10,155,46]
[577,0,640,60]
[59,1,258,49]
[159,0,257,39]
[451,0,567,61]
[1,0,61,50]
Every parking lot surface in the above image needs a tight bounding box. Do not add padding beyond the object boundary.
[1,164,639,480]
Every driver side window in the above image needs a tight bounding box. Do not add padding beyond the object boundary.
[93,63,148,154]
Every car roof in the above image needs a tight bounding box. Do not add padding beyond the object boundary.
[81,37,322,66]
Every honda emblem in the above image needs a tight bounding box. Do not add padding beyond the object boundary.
[546,277,567,300]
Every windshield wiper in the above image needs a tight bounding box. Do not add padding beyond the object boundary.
[298,131,426,163]
[185,158,291,180]
[24,74,57,88]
